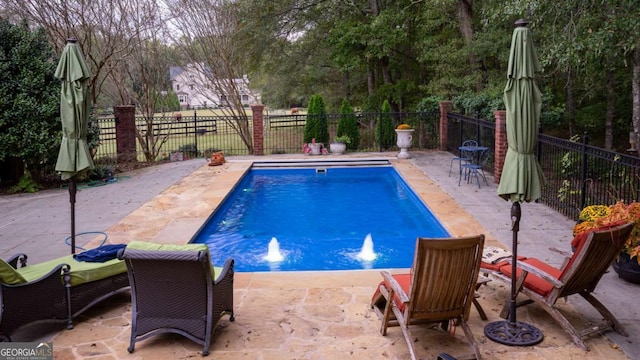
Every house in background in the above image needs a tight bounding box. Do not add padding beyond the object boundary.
[169,63,260,110]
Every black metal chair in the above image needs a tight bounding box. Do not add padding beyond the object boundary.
[449,140,477,177]
[459,148,490,188]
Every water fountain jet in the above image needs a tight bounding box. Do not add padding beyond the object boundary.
[264,237,284,262]
[356,233,377,261]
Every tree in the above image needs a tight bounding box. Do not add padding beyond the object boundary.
[304,94,329,144]
[0,20,60,182]
[167,0,257,153]
[2,0,179,163]
[2,0,160,106]
[105,6,180,162]
[337,98,359,150]
[240,0,430,112]
[531,1,634,149]
[304,95,318,144]
[376,100,396,150]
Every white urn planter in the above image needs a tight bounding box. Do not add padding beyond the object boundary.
[308,142,323,155]
[329,142,346,155]
[395,129,415,159]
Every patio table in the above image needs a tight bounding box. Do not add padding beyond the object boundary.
[458,145,490,188]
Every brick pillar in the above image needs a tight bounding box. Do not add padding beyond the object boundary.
[494,110,507,183]
[439,101,453,151]
[114,105,137,163]
[251,104,265,155]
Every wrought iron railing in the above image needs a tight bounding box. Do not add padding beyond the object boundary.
[446,114,640,220]
[94,111,441,161]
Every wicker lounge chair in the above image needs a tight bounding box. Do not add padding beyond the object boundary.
[0,250,129,341]
[490,222,633,350]
[118,242,235,356]
[371,235,485,360]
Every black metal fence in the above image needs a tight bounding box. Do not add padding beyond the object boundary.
[94,111,441,161]
[446,114,640,220]
[446,113,496,154]
[94,114,252,163]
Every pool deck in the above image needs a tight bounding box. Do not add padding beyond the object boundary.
[1,151,637,359]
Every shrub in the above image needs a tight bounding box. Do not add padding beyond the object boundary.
[333,135,351,144]
[376,100,396,149]
[8,174,40,194]
[415,96,445,113]
[303,94,329,144]
[453,91,503,120]
[337,98,359,150]
[0,20,60,182]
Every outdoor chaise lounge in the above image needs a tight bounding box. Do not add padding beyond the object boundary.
[0,247,129,341]
[488,222,633,351]
[371,235,485,360]
[118,241,235,356]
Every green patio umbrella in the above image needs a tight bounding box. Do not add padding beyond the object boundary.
[54,37,94,254]
[485,19,546,347]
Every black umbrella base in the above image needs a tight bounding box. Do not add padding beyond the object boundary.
[484,320,544,346]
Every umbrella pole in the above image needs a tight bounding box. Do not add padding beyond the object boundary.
[509,201,520,324]
[69,178,77,254]
[484,202,544,346]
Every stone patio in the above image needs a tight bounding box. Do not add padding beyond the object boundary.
[38,154,631,359]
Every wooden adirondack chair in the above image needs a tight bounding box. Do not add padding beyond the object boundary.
[371,235,485,360]
[493,222,633,350]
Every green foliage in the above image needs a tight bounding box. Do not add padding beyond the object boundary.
[540,105,565,129]
[415,96,445,113]
[8,173,40,194]
[85,165,114,182]
[0,20,60,181]
[303,94,329,144]
[157,91,181,112]
[87,112,101,157]
[303,95,318,143]
[333,135,351,144]
[362,96,382,113]
[376,100,396,149]
[242,0,640,148]
[452,91,504,121]
[560,137,583,178]
[557,134,582,202]
[315,96,329,144]
[337,98,360,150]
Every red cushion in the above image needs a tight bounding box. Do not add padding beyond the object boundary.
[498,258,562,297]
[372,274,412,312]
[570,231,589,251]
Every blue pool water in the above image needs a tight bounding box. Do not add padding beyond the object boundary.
[191,165,450,271]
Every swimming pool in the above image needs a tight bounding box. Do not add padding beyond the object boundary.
[191,161,450,271]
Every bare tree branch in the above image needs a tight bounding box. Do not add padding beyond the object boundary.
[166,0,256,153]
